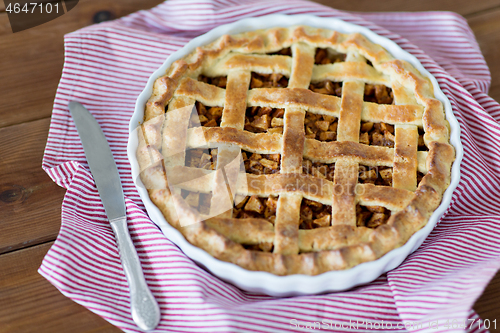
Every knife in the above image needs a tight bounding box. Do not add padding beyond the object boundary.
[69,101,160,331]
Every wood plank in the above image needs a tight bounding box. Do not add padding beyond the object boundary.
[468,8,500,103]
[0,0,165,128]
[0,242,121,333]
[0,118,66,254]
[474,270,500,322]
[312,0,500,16]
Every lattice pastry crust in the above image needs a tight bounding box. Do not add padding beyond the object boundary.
[137,26,455,275]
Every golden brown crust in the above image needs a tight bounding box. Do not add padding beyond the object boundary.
[281,109,305,173]
[393,125,418,191]
[138,25,455,275]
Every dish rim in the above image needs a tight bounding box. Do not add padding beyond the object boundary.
[127,14,463,296]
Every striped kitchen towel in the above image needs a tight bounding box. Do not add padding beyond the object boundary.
[40,0,500,332]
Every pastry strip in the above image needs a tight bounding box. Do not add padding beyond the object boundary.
[393,125,418,191]
[272,42,314,255]
[184,127,428,172]
[247,88,423,125]
[210,69,251,217]
[205,53,292,77]
[332,63,365,226]
[273,194,302,254]
[220,70,251,129]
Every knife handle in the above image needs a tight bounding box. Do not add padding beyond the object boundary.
[110,217,160,331]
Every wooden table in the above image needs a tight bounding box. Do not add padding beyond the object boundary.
[1,1,499,331]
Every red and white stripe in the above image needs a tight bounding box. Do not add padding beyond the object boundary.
[39,1,499,332]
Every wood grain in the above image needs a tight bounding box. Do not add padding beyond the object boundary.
[0,242,121,333]
[0,0,165,128]
[474,270,500,323]
[0,118,66,254]
[468,8,500,103]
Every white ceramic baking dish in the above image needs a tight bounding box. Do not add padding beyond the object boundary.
[127,14,463,296]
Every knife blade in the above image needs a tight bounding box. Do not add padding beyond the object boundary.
[69,101,160,331]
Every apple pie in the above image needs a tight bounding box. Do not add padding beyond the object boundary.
[136,26,455,275]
